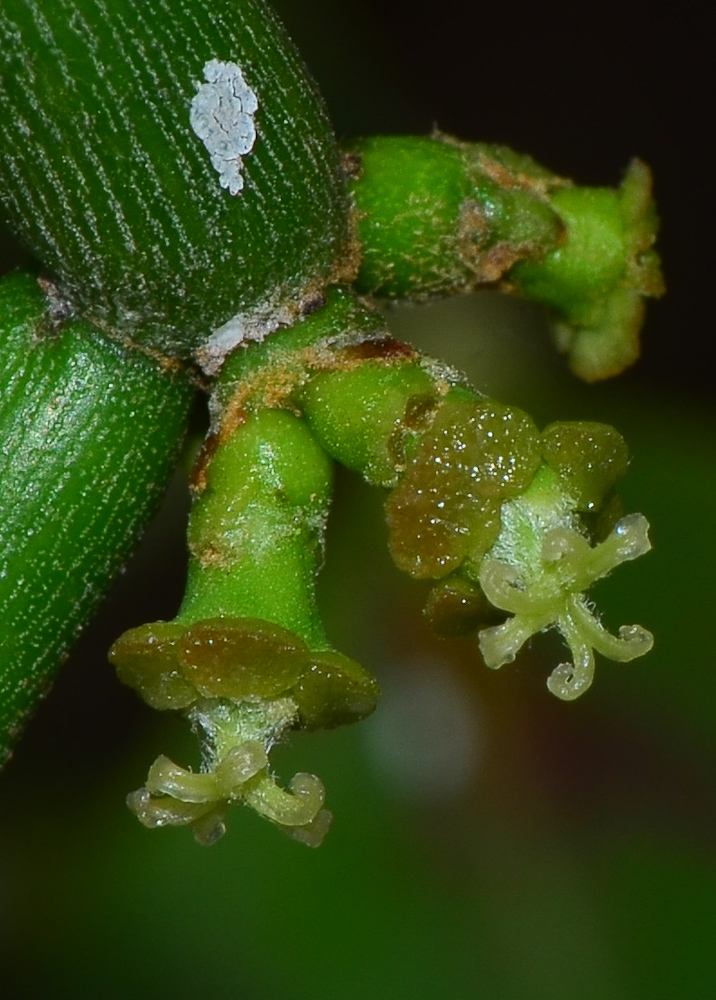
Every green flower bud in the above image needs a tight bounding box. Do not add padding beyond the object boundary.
[349,134,565,299]
[509,160,664,380]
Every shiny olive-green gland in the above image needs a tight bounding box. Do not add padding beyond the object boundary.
[111,617,310,709]
[179,617,309,701]
[112,617,378,730]
[293,651,379,731]
[386,393,542,578]
[541,421,629,511]
[0,0,351,360]
[349,135,563,299]
[423,574,503,638]
[0,270,193,762]
[111,622,197,711]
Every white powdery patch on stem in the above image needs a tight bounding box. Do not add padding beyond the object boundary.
[190,59,259,196]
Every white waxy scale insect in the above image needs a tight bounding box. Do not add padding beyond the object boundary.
[190,59,258,196]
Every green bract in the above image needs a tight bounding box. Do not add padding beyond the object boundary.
[0,0,355,364]
[0,270,193,762]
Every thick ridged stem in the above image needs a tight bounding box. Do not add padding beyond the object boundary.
[0,270,193,764]
[0,0,355,361]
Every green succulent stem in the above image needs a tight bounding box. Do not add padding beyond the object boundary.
[0,270,193,763]
[0,0,356,362]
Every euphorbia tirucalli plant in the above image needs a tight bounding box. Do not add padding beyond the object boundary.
[0,0,663,845]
